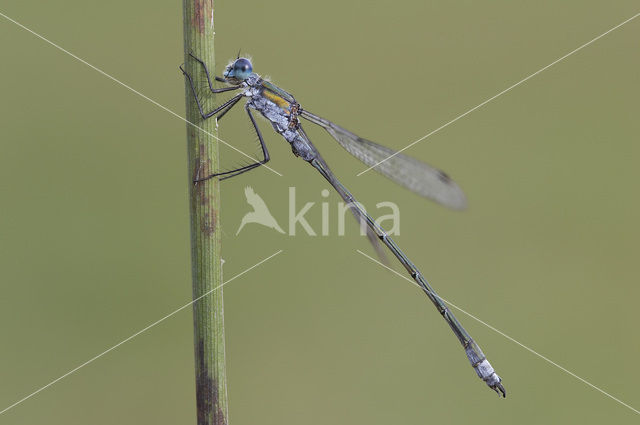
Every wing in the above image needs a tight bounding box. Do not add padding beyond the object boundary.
[300,110,467,210]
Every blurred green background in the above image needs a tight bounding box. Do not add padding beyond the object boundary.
[1,1,639,424]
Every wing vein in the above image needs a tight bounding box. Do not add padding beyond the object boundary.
[300,110,467,210]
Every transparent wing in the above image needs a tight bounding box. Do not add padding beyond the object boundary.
[300,110,467,210]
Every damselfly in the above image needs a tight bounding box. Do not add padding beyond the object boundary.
[181,54,506,397]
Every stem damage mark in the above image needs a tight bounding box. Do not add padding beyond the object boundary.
[196,340,227,425]
[192,0,212,35]
[194,144,217,236]
[201,206,217,236]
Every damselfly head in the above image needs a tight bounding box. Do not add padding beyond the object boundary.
[224,57,253,82]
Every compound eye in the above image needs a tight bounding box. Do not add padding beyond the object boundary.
[235,58,252,74]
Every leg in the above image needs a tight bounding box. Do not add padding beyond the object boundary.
[180,64,240,95]
[214,95,242,122]
[195,106,270,182]
[188,53,239,93]
[219,162,263,181]
[181,64,244,120]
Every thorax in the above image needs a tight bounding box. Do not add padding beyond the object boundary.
[241,75,314,161]
[244,76,299,137]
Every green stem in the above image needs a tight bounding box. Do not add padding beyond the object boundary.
[182,2,227,425]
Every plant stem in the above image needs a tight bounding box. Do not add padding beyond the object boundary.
[182,1,228,424]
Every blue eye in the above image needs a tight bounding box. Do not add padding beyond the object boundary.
[224,57,253,81]
[234,58,252,73]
